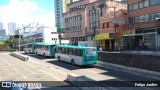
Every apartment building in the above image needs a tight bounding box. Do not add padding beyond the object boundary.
[63,0,98,45]
[63,0,127,47]
[125,0,160,51]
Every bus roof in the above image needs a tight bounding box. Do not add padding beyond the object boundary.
[56,45,96,49]
[35,42,56,46]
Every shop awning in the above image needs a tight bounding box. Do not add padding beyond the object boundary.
[123,32,157,37]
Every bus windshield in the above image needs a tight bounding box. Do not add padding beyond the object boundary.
[85,48,96,55]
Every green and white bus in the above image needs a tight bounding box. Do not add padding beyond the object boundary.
[55,45,98,65]
[34,43,56,57]
[23,42,36,54]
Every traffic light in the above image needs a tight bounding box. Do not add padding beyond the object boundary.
[14,35,19,38]
[14,35,23,39]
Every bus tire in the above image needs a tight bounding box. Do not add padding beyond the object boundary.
[36,51,37,54]
[43,53,46,57]
[29,50,30,53]
[58,56,60,61]
[71,59,75,66]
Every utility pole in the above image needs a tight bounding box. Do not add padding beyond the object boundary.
[113,6,117,51]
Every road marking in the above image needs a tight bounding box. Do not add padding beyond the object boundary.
[22,75,28,79]
[35,75,48,81]
[13,68,18,71]
[26,63,62,81]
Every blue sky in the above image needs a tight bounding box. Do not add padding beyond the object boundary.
[0,0,55,27]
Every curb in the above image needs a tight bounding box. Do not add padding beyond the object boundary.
[96,61,160,80]
[10,52,30,61]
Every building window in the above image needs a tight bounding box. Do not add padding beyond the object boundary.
[144,0,149,7]
[128,4,133,11]
[146,15,149,21]
[150,13,156,21]
[103,23,105,29]
[133,2,138,10]
[139,1,144,8]
[151,0,157,5]
[106,23,109,28]
[135,17,139,23]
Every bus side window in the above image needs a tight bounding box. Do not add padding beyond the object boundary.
[69,49,72,55]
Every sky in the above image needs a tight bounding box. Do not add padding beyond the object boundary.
[0,0,55,28]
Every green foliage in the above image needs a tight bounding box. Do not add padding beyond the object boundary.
[0,42,5,47]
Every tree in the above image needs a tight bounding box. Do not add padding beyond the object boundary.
[0,42,5,47]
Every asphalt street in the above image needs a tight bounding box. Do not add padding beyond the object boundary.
[0,52,159,90]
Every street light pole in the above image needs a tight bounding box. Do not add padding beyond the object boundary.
[156,18,160,51]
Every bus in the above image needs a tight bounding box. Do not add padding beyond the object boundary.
[34,43,56,57]
[55,45,98,65]
[23,43,36,53]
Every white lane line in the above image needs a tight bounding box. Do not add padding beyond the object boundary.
[22,75,27,79]
[13,68,18,71]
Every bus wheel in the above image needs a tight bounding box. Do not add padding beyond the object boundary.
[58,56,60,61]
[29,50,30,53]
[43,53,46,57]
[71,59,75,66]
[36,51,37,54]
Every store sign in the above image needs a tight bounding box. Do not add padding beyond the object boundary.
[123,29,135,35]
[113,18,125,24]
[95,33,109,40]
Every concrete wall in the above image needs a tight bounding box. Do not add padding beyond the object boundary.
[98,52,160,72]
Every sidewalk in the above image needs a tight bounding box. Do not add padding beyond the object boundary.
[98,50,160,56]
[122,50,160,56]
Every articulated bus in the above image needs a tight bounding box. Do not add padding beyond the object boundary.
[34,43,56,57]
[55,45,98,65]
[23,43,36,53]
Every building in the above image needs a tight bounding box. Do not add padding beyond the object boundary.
[23,27,60,44]
[99,9,127,51]
[8,22,16,35]
[63,0,127,48]
[63,0,80,14]
[0,29,6,36]
[54,0,63,28]
[63,0,98,45]
[87,0,127,50]
[124,0,160,51]
[0,22,4,30]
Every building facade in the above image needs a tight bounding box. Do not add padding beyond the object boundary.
[54,0,63,28]
[125,0,160,51]
[99,9,127,51]
[23,27,59,44]
[63,0,127,48]
[0,22,4,30]
[8,22,16,35]
[63,0,96,45]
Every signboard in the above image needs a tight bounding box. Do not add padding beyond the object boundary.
[95,33,109,40]
[57,28,64,32]
[113,18,125,24]
[78,41,93,47]
[123,29,135,35]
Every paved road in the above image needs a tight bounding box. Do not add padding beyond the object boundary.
[0,52,160,90]
[0,52,79,90]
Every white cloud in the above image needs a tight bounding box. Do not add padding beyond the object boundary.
[0,0,55,28]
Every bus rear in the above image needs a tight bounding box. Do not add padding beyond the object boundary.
[82,47,98,65]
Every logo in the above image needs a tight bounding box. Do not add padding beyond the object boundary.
[2,82,11,87]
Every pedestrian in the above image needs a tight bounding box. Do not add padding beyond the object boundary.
[99,47,102,51]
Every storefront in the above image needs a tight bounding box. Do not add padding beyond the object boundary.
[122,32,157,51]
[94,33,114,51]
